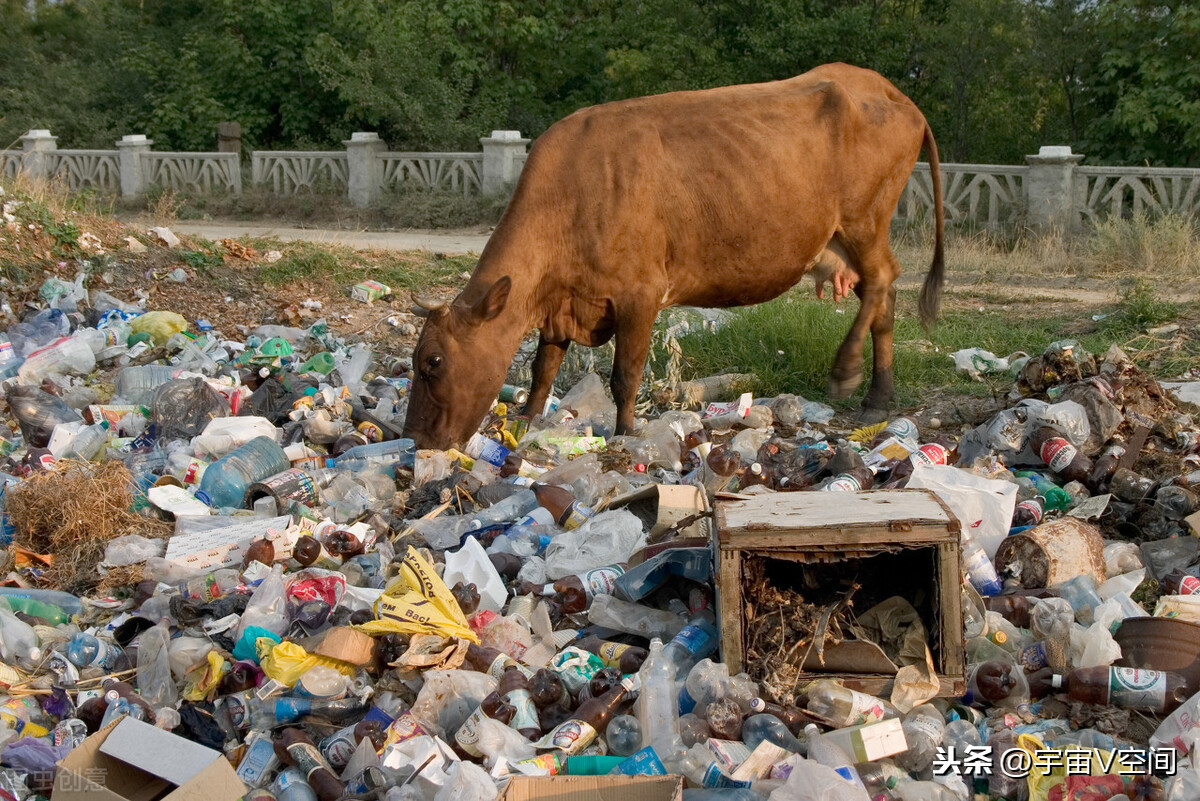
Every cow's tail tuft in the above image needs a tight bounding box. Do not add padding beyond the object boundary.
[918,121,945,332]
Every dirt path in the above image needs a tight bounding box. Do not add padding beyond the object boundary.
[169,222,491,254]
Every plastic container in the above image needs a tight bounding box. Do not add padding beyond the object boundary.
[114,365,179,406]
[198,436,291,509]
[327,438,415,471]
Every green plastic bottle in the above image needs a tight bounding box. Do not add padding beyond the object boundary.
[1016,471,1071,512]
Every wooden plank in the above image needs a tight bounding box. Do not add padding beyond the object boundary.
[717,548,743,673]
[719,524,956,550]
[717,489,950,533]
[939,542,966,681]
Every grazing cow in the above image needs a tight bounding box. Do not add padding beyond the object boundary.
[405,62,945,450]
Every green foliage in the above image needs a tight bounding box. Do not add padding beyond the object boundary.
[1096,280,1183,338]
[0,0,1195,165]
[257,241,350,285]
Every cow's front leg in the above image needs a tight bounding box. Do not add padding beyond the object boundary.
[522,334,568,418]
[828,282,885,400]
[610,306,657,435]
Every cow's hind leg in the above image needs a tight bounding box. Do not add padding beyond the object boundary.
[522,334,568,417]
[828,240,899,409]
[610,304,657,435]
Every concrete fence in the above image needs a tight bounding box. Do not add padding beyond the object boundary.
[2,130,1198,230]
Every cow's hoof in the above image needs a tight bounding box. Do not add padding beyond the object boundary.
[858,406,889,425]
[827,372,862,400]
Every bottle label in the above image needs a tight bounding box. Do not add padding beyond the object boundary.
[597,641,633,668]
[223,694,251,730]
[678,684,697,715]
[285,742,331,783]
[1019,642,1049,671]
[1181,576,1200,595]
[910,444,949,469]
[506,689,539,733]
[822,473,863,492]
[454,706,488,757]
[1016,499,1043,524]
[319,728,357,768]
[383,713,426,748]
[1040,438,1077,473]
[560,503,594,531]
[514,753,564,776]
[535,719,598,754]
[486,653,526,680]
[1109,667,1167,710]
[885,418,919,442]
[672,623,713,658]
[579,565,625,601]
[702,762,752,789]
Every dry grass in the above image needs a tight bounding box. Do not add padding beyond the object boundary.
[6,460,169,594]
[1086,213,1200,277]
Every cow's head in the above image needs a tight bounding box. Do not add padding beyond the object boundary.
[403,276,513,450]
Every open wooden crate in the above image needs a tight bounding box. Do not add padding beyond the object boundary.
[715,489,966,697]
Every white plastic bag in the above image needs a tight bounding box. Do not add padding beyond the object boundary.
[443,536,507,614]
[192,416,279,459]
[1153,689,1200,760]
[950,348,1009,381]
[433,761,496,801]
[906,464,1017,560]
[1068,620,1121,669]
[544,509,646,580]
[410,670,497,739]
[768,756,869,801]
[472,716,536,767]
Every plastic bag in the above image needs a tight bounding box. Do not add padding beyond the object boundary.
[1152,689,1200,758]
[433,761,496,801]
[1017,733,1132,801]
[556,372,617,437]
[1068,620,1121,669]
[181,650,227,702]
[192,416,278,459]
[544,509,647,580]
[415,450,453,487]
[767,756,869,801]
[153,378,230,441]
[130,310,188,345]
[411,515,474,550]
[356,547,478,642]
[906,464,1017,560]
[473,716,536,767]
[2,737,70,783]
[259,641,355,686]
[333,344,371,396]
[410,669,497,739]
[443,537,507,614]
[1103,542,1143,578]
[102,534,165,567]
[950,348,1009,381]
[167,636,215,681]
[136,621,179,708]
[1031,400,1091,447]
[236,564,289,639]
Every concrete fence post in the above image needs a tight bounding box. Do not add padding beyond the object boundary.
[1024,145,1085,231]
[19,129,57,181]
[116,135,153,196]
[344,132,386,207]
[480,130,529,195]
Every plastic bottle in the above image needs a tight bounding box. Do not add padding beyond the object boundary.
[327,438,415,470]
[1056,574,1103,624]
[1017,471,1071,511]
[273,768,318,801]
[0,587,83,620]
[672,743,740,789]
[821,466,875,492]
[198,436,290,509]
[741,713,804,753]
[705,699,744,740]
[465,489,538,533]
[967,660,1029,708]
[5,385,82,448]
[572,635,648,674]
[65,632,122,670]
[66,421,109,461]
[606,714,642,756]
[961,528,1002,596]
[488,526,553,557]
[587,595,686,640]
[499,665,541,740]
[662,618,720,675]
[454,691,515,758]
[636,639,683,758]
[898,704,945,773]
[803,723,868,790]
[547,564,627,613]
[1030,426,1093,484]
[532,482,594,530]
[805,680,899,727]
[135,621,177,709]
[0,336,24,381]
[0,605,42,666]
[748,698,806,735]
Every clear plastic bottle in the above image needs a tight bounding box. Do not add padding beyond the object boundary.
[805,680,899,727]
[898,703,946,773]
[113,365,179,406]
[961,528,1002,596]
[327,438,415,471]
[0,587,83,618]
[66,421,110,461]
[635,638,683,759]
[1055,573,1102,625]
[273,767,318,801]
[0,604,42,667]
[803,723,868,791]
[679,658,730,714]
[0,336,24,381]
[587,595,686,640]
[741,713,803,753]
[465,489,538,533]
[65,632,122,670]
[662,618,720,675]
[198,436,290,509]
[606,714,642,756]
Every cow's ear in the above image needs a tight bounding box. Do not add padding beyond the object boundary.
[473,276,511,323]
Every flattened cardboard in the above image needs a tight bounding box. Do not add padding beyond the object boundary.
[500,775,684,801]
[54,717,245,801]
[609,484,710,543]
[164,515,290,572]
[305,625,377,666]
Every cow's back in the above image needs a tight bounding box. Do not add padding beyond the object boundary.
[490,64,928,310]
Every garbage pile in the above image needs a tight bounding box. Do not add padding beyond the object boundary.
[0,273,1196,801]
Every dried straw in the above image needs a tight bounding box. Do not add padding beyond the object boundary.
[6,459,169,593]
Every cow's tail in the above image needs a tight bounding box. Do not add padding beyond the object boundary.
[918,121,945,332]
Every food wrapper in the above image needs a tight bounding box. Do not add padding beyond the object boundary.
[356,546,479,643]
[182,650,228,701]
[548,647,603,695]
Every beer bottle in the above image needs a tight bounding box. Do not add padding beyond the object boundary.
[1089,439,1126,491]
[684,430,713,471]
[332,431,369,456]
[532,483,594,530]
[576,667,623,704]
[220,660,260,694]
[243,538,276,567]
[454,691,515,759]
[274,728,344,801]
[538,702,573,733]
[736,462,771,490]
[1163,569,1200,596]
[489,552,523,580]
[703,445,742,493]
[538,676,638,754]
[499,666,541,740]
[748,697,808,735]
[293,535,341,569]
[546,564,627,614]
[1066,667,1189,713]
[323,527,365,558]
[870,417,919,447]
[464,642,530,680]
[529,668,571,709]
[574,634,649,674]
[1026,668,1065,700]
[886,442,955,486]
[451,582,481,616]
[319,719,386,769]
[1030,426,1093,485]
[1011,496,1044,528]
[500,452,547,480]
[821,466,874,492]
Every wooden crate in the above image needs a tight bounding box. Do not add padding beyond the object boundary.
[715,489,966,697]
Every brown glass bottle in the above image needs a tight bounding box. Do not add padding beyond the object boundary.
[499,666,541,740]
[294,535,341,569]
[887,442,955,486]
[704,445,742,493]
[1027,668,1064,700]
[529,668,571,709]
[748,697,808,735]
[1163,569,1200,596]
[737,462,771,490]
[1066,667,1189,713]
[821,466,874,492]
[684,429,712,470]
[532,482,594,530]
[332,431,369,456]
[576,667,622,704]
[323,528,365,558]
[539,677,636,754]
[548,564,627,614]
[574,634,649,673]
[538,702,573,732]
[274,727,345,801]
[464,642,530,680]
[451,581,481,616]
[705,699,744,740]
[1011,496,1044,528]
[1030,426,1093,485]
[319,719,387,768]
[454,690,516,759]
[1089,440,1126,491]
[490,552,523,580]
[243,538,276,567]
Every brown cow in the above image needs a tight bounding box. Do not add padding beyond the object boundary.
[404,63,945,450]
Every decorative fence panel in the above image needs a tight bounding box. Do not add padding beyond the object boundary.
[47,150,121,193]
[897,163,1026,229]
[380,153,483,194]
[1076,166,1200,224]
[0,151,22,181]
[141,152,241,194]
[250,151,348,194]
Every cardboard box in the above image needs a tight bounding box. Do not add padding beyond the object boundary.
[304,625,378,667]
[500,775,683,801]
[609,484,711,544]
[823,717,908,762]
[54,717,245,801]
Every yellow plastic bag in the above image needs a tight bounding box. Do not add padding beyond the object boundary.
[355,546,479,643]
[130,311,188,345]
[259,640,356,687]
[1019,733,1134,801]
[182,650,228,702]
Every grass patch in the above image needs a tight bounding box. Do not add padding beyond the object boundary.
[1096,280,1184,338]
[256,240,357,285]
[676,287,1187,408]
[1087,213,1200,277]
[375,252,477,291]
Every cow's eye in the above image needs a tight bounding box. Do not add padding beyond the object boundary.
[426,354,443,371]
